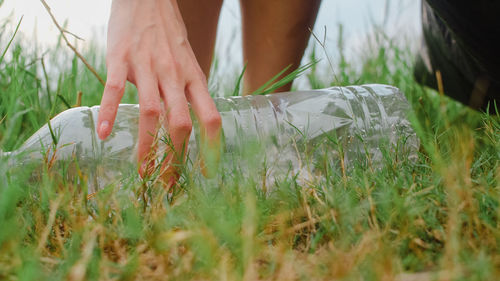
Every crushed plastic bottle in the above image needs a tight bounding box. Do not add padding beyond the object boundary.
[1,84,419,191]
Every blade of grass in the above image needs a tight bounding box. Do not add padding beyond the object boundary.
[232,63,247,97]
[250,64,292,95]
[47,119,58,147]
[252,61,317,96]
[0,16,22,65]
[57,94,71,109]
[41,57,52,108]
[310,26,343,85]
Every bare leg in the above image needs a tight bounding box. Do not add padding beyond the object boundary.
[177,0,224,78]
[240,0,321,94]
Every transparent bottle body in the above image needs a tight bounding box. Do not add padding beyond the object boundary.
[2,84,419,190]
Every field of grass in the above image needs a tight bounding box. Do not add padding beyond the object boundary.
[1,12,499,281]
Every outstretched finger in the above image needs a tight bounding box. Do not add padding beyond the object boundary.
[97,63,128,140]
[186,79,222,178]
[159,82,193,184]
[136,71,163,177]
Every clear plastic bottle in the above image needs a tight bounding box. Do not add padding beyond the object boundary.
[1,84,419,190]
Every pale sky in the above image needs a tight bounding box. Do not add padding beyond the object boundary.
[0,0,421,90]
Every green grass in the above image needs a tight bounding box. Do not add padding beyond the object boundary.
[1,14,499,281]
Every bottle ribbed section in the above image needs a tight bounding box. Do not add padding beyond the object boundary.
[4,84,418,190]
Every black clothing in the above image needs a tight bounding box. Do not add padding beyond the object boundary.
[415,0,500,111]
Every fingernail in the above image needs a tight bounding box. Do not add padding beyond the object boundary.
[98,121,109,139]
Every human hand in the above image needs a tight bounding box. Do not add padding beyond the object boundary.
[97,0,222,185]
